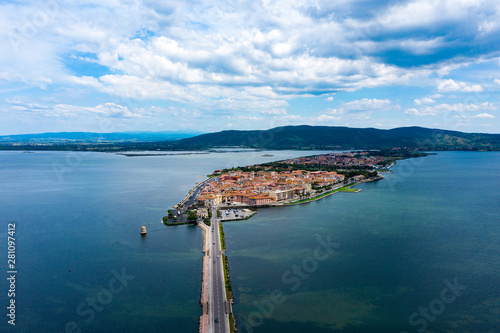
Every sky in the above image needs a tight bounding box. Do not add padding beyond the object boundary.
[1,0,500,135]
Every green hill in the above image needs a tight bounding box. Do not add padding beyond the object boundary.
[174,126,500,150]
[1,126,498,151]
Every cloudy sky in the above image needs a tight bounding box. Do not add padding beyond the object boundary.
[1,0,500,135]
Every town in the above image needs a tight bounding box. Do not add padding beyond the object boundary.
[195,151,388,209]
[196,169,346,207]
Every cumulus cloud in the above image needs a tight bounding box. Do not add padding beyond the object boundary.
[1,0,500,133]
[437,79,484,93]
[2,1,498,99]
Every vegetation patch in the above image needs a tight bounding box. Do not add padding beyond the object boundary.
[219,223,226,252]
[338,187,360,193]
[229,313,236,332]
[222,254,232,300]
[162,216,195,226]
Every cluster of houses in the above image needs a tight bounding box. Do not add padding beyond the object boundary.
[282,152,386,168]
[196,169,345,207]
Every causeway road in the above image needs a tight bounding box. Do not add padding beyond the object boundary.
[210,207,229,333]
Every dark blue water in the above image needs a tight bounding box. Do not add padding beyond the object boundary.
[225,152,500,333]
[0,150,328,332]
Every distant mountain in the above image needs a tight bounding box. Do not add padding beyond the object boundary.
[173,126,500,150]
[1,126,498,151]
[0,130,203,143]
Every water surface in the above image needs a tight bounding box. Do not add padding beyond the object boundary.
[225,152,500,333]
[0,149,327,332]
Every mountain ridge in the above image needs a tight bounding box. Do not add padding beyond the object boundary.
[172,125,500,150]
[1,126,499,151]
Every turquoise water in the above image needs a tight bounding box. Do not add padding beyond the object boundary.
[225,152,500,333]
[0,150,328,332]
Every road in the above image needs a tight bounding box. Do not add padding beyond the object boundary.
[185,177,217,209]
[173,178,215,223]
[210,207,229,333]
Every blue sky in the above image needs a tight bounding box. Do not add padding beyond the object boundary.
[1,0,500,135]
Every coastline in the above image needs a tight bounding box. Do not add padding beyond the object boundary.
[278,175,383,206]
[283,182,362,206]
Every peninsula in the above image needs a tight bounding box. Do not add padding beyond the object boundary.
[166,149,428,221]
[163,149,430,333]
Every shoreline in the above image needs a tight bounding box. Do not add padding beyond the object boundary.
[283,182,362,206]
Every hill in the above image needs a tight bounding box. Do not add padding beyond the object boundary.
[1,126,498,151]
[173,126,500,150]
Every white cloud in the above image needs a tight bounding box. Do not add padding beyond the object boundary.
[494,79,500,85]
[328,98,394,115]
[437,79,484,93]
[473,113,495,119]
[6,98,50,111]
[1,0,500,133]
[398,37,445,55]
[0,0,481,105]
[317,114,340,122]
[414,97,436,105]
[376,0,485,30]
[405,102,496,116]
[405,108,422,116]
[54,103,143,118]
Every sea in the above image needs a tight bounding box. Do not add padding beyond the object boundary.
[0,150,499,333]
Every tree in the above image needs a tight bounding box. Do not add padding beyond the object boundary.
[187,210,197,221]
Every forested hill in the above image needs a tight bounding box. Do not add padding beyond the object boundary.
[173,125,500,150]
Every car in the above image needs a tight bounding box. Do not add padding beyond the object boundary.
[217,255,219,258]
[215,318,218,323]
[213,242,215,244]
